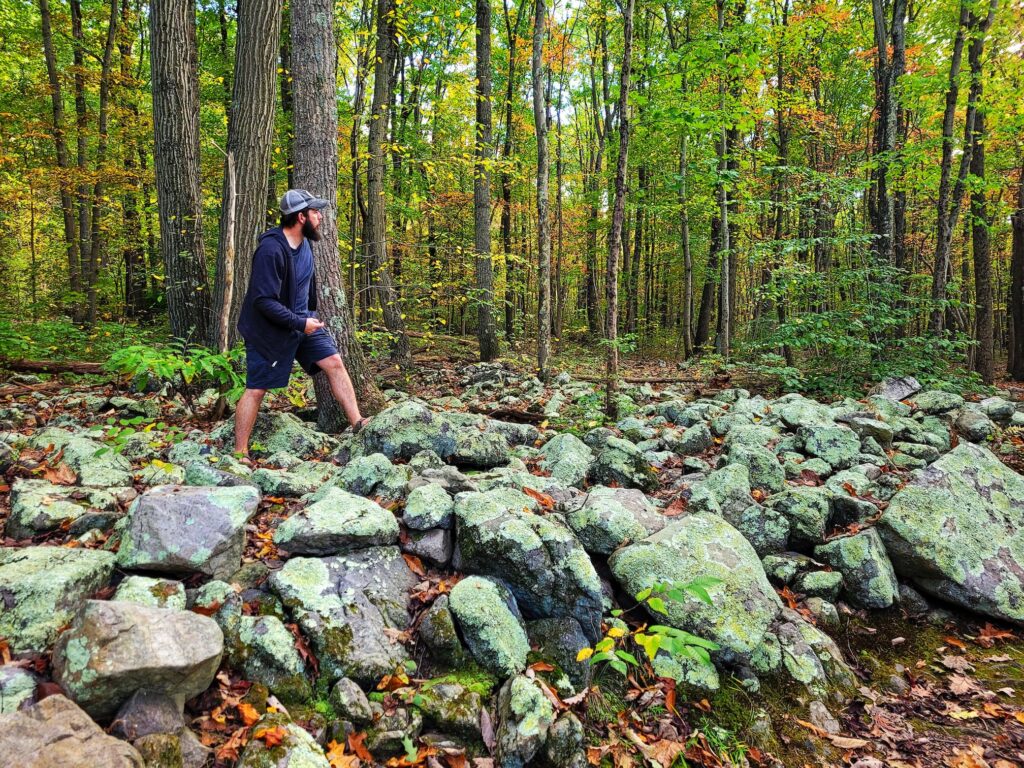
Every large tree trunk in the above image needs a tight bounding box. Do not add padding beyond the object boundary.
[605,0,634,418]
[533,0,551,379]
[149,0,212,344]
[1010,158,1024,380]
[213,0,283,350]
[474,0,500,361]
[38,0,81,305]
[365,0,410,363]
[291,0,383,429]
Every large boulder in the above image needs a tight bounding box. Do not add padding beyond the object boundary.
[0,547,115,654]
[273,488,399,556]
[52,600,223,719]
[7,479,130,539]
[815,528,899,609]
[454,489,604,643]
[268,547,416,684]
[212,411,335,458]
[448,575,530,677]
[0,695,144,767]
[879,442,1024,623]
[565,486,666,555]
[116,485,260,580]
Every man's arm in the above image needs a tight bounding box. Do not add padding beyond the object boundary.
[250,244,307,332]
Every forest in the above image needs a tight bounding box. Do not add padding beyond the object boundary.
[5,1,1024,767]
[0,0,1021,398]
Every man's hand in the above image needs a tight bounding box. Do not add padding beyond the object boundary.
[304,318,325,335]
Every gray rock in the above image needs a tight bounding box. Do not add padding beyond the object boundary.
[0,546,115,654]
[454,489,603,643]
[268,547,416,684]
[52,600,223,719]
[403,483,455,530]
[880,442,1024,623]
[538,433,594,488]
[588,436,659,492]
[0,695,144,767]
[496,675,555,768]
[116,484,260,580]
[869,376,921,401]
[449,576,530,677]
[273,488,399,556]
[0,664,36,714]
[331,677,372,724]
[565,486,666,555]
[114,576,186,610]
[236,713,331,767]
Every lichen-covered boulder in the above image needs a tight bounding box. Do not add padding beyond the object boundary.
[496,675,555,768]
[0,546,115,654]
[52,600,223,719]
[565,486,666,555]
[113,576,186,610]
[0,695,144,767]
[815,528,899,609]
[7,479,129,539]
[609,513,782,665]
[449,575,530,677]
[588,436,658,492]
[454,488,603,643]
[268,547,416,684]
[799,425,861,470]
[538,433,594,488]
[213,411,335,459]
[236,713,330,768]
[273,488,399,556]
[116,485,259,580]
[880,442,1024,623]
[403,483,455,530]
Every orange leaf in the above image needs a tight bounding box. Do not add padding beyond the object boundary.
[254,725,288,747]
[402,554,426,577]
[237,702,261,726]
[348,731,374,761]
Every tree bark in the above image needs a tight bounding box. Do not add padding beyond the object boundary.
[291,0,384,429]
[605,0,634,417]
[213,0,283,350]
[474,0,500,361]
[149,0,213,344]
[365,0,411,362]
[533,0,552,379]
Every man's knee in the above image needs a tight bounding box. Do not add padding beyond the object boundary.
[317,354,344,373]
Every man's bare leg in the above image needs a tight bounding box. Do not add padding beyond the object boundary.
[234,388,268,455]
[316,354,364,426]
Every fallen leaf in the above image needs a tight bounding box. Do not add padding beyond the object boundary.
[348,731,374,761]
[254,725,288,747]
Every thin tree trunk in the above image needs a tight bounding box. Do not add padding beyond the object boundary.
[39,0,81,306]
[291,0,383,429]
[475,0,500,361]
[149,0,212,343]
[213,0,283,350]
[533,0,551,379]
[366,0,410,362]
[605,0,634,418]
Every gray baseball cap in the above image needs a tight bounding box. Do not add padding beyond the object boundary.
[280,188,329,215]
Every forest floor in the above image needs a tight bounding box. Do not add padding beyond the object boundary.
[4,335,1024,768]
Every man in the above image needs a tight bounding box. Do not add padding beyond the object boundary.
[235,188,368,457]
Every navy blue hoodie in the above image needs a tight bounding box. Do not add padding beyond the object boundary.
[237,228,318,366]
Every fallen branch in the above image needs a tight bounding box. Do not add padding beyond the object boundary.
[1,358,105,375]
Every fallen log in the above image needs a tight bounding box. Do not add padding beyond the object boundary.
[1,358,105,375]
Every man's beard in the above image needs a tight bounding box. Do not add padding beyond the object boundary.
[302,217,322,242]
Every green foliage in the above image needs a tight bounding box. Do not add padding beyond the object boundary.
[105,342,246,409]
[580,578,722,679]
[751,265,981,397]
